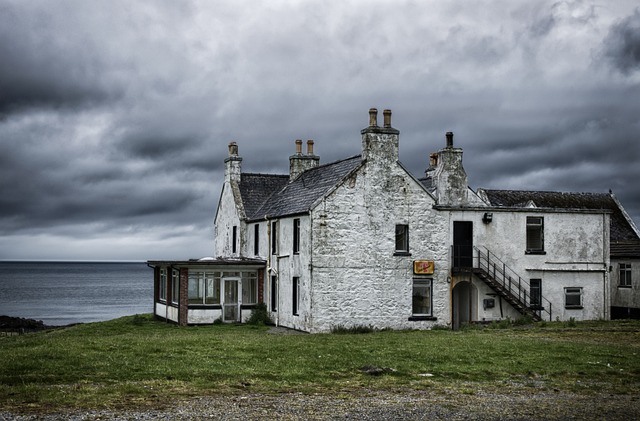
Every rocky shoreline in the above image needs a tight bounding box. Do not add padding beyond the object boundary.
[0,315,52,333]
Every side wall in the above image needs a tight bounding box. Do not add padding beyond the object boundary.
[214,184,243,258]
[610,257,640,318]
[309,162,450,333]
[448,209,610,322]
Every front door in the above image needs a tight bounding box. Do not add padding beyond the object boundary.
[223,279,240,322]
[453,221,473,269]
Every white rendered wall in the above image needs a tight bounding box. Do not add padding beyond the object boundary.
[448,209,610,321]
[308,157,450,333]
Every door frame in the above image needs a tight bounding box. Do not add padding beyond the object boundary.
[222,277,241,322]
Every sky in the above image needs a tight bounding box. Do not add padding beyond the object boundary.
[1,0,639,261]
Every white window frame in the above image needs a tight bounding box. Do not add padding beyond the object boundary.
[526,216,544,253]
[412,278,432,317]
[292,276,300,316]
[564,287,583,309]
[619,263,632,287]
[171,269,180,305]
[159,268,167,302]
[395,224,410,254]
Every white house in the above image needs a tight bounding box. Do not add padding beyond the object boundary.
[148,108,640,331]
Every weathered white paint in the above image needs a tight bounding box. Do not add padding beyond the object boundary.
[610,258,640,312]
[207,110,621,331]
[447,208,610,322]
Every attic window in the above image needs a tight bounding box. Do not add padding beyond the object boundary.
[525,216,545,254]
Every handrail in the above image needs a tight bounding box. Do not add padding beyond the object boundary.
[451,245,552,321]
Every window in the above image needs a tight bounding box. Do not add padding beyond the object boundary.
[254,224,260,255]
[242,272,257,304]
[526,216,544,253]
[293,218,300,254]
[271,275,278,312]
[565,287,582,309]
[188,272,221,305]
[412,279,432,316]
[395,224,409,254]
[292,276,300,316]
[271,221,278,255]
[619,263,632,287]
[530,279,542,308]
[232,226,237,254]
[159,269,167,301]
[171,269,180,305]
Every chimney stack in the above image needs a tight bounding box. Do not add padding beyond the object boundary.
[361,107,400,162]
[224,141,242,183]
[290,139,320,181]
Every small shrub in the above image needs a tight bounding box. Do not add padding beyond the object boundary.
[246,303,273,325]
[566,317,577,328]
[213,317,223,325]
[513,314,534,326]
[330,325,375,334]
[488,318,512,329]
[131,314,147,326]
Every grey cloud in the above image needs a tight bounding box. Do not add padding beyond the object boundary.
[604,8,640,75]
[1,0,639,260]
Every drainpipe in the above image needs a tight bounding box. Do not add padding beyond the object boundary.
[603,212,608,320]
[266,217,279,327]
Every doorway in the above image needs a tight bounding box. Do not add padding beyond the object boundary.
[222,278,240,322]
[453,221,473,269]
[452,281,478,329]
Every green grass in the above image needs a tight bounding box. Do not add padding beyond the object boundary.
[1,315,639,413]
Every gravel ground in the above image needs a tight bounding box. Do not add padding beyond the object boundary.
[2,388,639,420]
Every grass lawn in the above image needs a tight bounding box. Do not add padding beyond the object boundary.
[1,315,639,413]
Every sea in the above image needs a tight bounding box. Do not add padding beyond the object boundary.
[0,261,153,326]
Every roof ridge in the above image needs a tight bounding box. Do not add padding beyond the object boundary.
[241,172,289,178]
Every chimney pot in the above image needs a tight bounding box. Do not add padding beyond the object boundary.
[228,141,238,156]
[383,109,392,128]
[446,132,454,148]
[295,139,303,155]
[307,140,314,155]
[430,153,438,167]
[368,108,378,127]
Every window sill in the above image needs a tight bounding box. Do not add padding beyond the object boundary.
[525,250,546,255]
[565,306,583,310]
[617,285,632,289]
[188,304,222,310]
[394,251,412,257]
[240,304,257,310]
[408,316,437,321]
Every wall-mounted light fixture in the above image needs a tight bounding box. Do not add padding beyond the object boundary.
[482,212,493,224]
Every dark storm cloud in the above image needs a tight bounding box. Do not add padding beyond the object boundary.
[0,0,639,260]
[604,8,640,75]
[0,3,123,114]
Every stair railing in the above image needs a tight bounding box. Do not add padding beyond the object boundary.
[473,246,552,321]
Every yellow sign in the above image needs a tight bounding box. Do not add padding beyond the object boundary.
[414,260,434,275]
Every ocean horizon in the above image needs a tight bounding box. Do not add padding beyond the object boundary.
[0,261,153,326]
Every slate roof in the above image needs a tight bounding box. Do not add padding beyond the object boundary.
[244,155,362,221]
[481,189,640,243]
[239,173,289,219]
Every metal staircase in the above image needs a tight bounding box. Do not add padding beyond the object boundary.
[452,246,552,322]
